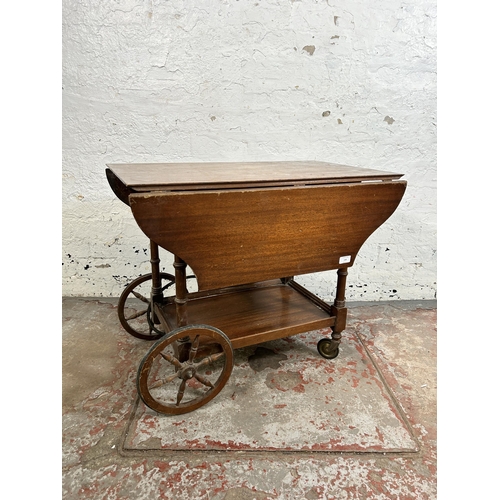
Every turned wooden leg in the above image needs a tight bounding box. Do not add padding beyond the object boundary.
[173,254,190,362]
[332,266,348,345]
[149,240,163,324]
[317,267,348,359]
[173,254,188,326]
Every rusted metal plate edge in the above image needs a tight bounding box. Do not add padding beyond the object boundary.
[119,330,420,457]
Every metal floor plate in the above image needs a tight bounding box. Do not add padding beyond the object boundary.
[122,328,418,454]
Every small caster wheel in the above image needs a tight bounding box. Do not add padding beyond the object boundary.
[317,338,340,359]
[137,325,234,415]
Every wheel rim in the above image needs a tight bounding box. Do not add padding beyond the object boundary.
[117,272,175,340]
[137,325,234,415]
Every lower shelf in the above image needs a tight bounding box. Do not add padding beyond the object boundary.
[157,281,335,349]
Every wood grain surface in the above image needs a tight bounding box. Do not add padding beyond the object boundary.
[129,181,406,290]
[107,161,403,195]
[157,282,336,348]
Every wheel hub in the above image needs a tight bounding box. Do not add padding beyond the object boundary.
[179,364,196,380]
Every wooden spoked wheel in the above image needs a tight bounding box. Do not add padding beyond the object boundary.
[137,325,234,415]
[117,272,175,340]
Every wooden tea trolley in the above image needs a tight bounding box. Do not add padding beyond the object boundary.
[106,161,406,415]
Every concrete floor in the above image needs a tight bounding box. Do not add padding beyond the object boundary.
[62,297,436,499]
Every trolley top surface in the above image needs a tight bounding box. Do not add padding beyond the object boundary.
[106,161,403,191]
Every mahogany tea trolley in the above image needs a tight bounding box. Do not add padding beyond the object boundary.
[106,161,406,415]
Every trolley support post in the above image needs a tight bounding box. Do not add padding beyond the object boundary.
[149,240,164,327]
[330,267,348,352]
[173,254,188,327]
[150,240,163,304]
[173,254,191,362]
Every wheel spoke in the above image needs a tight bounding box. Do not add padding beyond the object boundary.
[176,380,186,405]
[194,351,225,370]
[188,335,200,362]
[125,308,147,321]
[195,373,214,389]
[131,290,149,303]
[149,372,180,389]
[160,351,182,369]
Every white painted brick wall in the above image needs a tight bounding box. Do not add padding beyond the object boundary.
[62,0,436,301]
